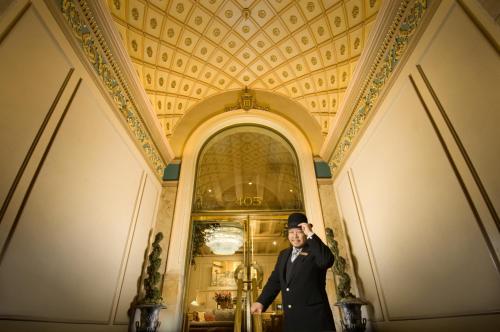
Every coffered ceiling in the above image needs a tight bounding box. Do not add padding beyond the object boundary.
[193,127,302,211]
[106,0,380,140]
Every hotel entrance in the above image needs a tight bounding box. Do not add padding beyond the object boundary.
[184,214,291,332]
[182,125,304,331]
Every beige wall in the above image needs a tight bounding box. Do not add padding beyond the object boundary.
[334,1,500,331]
[0,1,162,331]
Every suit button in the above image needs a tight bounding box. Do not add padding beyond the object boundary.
[288,304,292,308]
[286,288,289,292]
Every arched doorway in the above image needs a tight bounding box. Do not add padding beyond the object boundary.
[184,126,303,332]
[163,110,326,332]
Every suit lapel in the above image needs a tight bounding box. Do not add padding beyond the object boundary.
[286,245,310,286]
[281,247,293,283]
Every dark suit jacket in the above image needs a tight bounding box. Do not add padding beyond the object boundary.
[257,234,335,332]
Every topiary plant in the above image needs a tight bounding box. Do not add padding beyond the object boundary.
[142,232,164,304]
[325,227,354,299]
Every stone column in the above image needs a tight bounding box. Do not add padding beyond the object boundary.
[155,180,180,332]
[316,167,361,332]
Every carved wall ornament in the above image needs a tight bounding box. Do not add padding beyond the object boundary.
[60,0,166,178]
[329,0,428,175]
[224,88,270,112]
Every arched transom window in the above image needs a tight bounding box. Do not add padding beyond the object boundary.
[193,126,303,211]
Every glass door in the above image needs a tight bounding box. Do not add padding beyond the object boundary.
[184,215,246,332]
[248,215,288,332]
[184,214,290,332]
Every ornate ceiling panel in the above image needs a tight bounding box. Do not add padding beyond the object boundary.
[106,0,380,139]
[193,127,302,211]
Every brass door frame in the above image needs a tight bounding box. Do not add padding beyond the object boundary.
[184,213,292,332]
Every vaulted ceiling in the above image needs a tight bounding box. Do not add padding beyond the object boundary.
[106,0,380,141]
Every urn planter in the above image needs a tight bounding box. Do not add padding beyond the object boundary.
[135,303,167,332]
[335,297,367,332]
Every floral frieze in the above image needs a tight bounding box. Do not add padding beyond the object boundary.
[329,0,427,175]
[60,0,166,178]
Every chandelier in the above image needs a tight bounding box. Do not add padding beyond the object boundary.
[204,226,244,255]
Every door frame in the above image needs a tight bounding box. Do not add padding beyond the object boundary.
[163,111,327,332]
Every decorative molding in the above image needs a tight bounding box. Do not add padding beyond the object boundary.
[409,73,500,273]
[416,64,499,233]
[346,169,388,321]
[59,0,166,178]
[0,68,74,224]
[0,79,83,266]
[224,87,270,112]
[328,0,428,175]
[0,1,31,46]
[456,0,500,54]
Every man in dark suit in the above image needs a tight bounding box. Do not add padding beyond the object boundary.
[250,212,335,332]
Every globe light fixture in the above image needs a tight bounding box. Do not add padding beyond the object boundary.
[204,226,244,255]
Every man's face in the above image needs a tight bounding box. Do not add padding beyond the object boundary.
[288,227,306,248]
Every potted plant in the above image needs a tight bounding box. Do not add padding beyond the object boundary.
[214,291,232,309]
[133,232,166,332]
[325,227,367,332]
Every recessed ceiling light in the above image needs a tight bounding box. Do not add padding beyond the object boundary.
[272,241,277,246]
[289,189,293,192]
[208,189,212,193]
[248,181,253,185]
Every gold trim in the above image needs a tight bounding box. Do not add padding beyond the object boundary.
[0,79,82,265]
[0,68,74,225]
[416,64,500,232]
[224,87,270,112]
[112,171,148,325]
[329,0,429,176]
[347,170,387,322]
[0,1,31,46]
[409,74,500,274]
[191,211,298,218]
[317,178,334,185]
[456,0,500,54]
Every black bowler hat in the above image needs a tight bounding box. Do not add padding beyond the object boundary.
[287,212,308,229]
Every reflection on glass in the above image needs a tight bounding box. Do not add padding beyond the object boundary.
[193,126,303,211]
[186,217,289,331]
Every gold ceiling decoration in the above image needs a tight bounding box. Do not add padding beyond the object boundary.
[224,87,270,111]
[106,0,380,138]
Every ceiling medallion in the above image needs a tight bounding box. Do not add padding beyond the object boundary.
[243,8,250,20]
[225,87,270,112]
